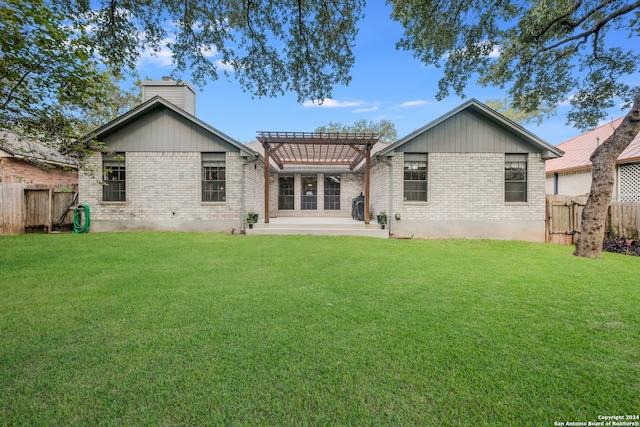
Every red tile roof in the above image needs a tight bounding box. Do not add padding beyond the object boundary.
[546,117,640,173]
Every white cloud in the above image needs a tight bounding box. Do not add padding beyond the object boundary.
[303,99,365,108]
[398,100,428,108]
[352,106,379,113]
[138,37,175,68]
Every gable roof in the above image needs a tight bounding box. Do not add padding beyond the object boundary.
[0,130,78,168]
[90,96,257,157]
[378,99,563,159]
[546,117,640,173]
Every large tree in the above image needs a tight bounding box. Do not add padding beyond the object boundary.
[2,0,364,158]
[0,0,109,154]
[389,0,640,258]
[0,0,142,157]
[315,119,397,144]
[54,0,365,103]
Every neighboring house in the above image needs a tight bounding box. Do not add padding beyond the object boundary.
[1,132,79,235]
[0,131,78,185]
[79,80,563,242]
[545,118,640,201]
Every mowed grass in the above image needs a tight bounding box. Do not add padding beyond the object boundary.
[0,233,638,426]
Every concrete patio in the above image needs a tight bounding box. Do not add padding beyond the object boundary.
[246,216,389,238]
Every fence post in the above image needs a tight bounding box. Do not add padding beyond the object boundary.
[48,187,53,234]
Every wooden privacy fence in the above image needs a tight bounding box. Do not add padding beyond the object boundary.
[0,183,78,235]
[546,194,640,244]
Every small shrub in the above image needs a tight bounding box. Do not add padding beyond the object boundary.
[602,238,640,256]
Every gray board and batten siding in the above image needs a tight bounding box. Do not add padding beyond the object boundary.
[382,99,562,158]
[93,98,254,156]
[396,108,533,154]
[99,107,236,153]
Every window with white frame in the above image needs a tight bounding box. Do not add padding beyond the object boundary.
[202,153,226,202]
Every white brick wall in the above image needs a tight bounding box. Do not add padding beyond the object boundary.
[79,151,256,230]
[375,152,546,221]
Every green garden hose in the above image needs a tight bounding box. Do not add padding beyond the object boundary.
[73,204,90,233]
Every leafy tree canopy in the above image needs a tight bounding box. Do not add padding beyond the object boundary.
[315,119,398,144]
[485,97,556,126]
[0,0,107,150]
[0,0,141,155]
[390,0,640,130]
[54,0,365,103]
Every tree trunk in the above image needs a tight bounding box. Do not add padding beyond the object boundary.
[574,92,640,258]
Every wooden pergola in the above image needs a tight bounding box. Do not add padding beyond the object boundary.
[256,131,379,224]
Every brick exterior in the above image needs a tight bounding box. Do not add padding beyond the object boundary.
[0,157,77,185]
[371,152,547,241]
[79,151,264,232]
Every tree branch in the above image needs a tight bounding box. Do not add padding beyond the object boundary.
[296,0,315,73]
[1,67,37,111]
[536,1,640,55]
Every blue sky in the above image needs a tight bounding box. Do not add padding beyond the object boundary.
[135,2,637,146]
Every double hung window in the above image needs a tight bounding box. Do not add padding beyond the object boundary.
[324,175,341,210]
[404,154,428,201]
[202,153,226,202]
[278,176,294,210]
[505,154,527,202]
[103,153,126,202]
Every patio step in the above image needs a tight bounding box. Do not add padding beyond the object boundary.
[246,218,388,238]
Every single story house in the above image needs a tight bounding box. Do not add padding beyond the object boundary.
[545,117,640,201]
[78,80,563,241]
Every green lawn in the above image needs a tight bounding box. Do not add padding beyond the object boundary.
[1,233,638,426]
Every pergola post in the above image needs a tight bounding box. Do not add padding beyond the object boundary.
[364,143,371,224]
[263,143,270,224]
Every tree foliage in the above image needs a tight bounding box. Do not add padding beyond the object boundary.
[0,0,142,157]
[485,97,555,126]
[390,0,640,130]
[0,0,108,152]
[315,119,397,144]
[2,0,364,159]
[55,0,365,103]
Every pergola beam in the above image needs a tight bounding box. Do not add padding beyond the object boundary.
[256,131,380,225]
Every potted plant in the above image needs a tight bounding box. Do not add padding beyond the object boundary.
[246,211,258,229]
[378,211,388,229]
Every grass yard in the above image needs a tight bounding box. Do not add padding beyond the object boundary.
[0,233,638,426]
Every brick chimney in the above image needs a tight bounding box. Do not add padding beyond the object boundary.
[140,77,196,116]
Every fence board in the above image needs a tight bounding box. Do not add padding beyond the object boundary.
[1,183,77,235]
[1,184,25,235]
[547,194,640,244]
[609,202,640,239]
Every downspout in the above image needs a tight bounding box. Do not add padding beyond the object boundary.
[376,153,393,236]
[241,153,260,232]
